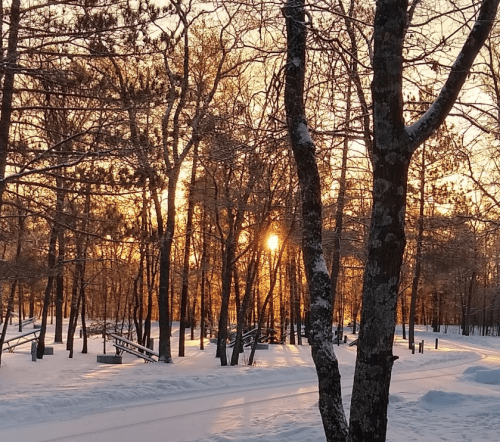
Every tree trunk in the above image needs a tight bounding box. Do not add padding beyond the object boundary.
[17,284,22,332]
[80,268,88,354]
[296,268,302,346]
[216,235,235,365]
[432,291,439,332]
[248,240,287,365]
[200,205,208,350]
[155,170,175,362]
[143,240,155,350]
[231,253,259,365]
[465,272,476,336]
[179,144,198,357]
[38,224,58,359]
[348,138,411,442]
[330,72,351,317]
[401,290,407,340]
[0,280,17,366]
[348,0,498,438]
[54,228,65,344]
[288,254,296,345]
[132,252,144,345]
[284,1,348,439]
[29,286,35,320]
[66,254,82,356]
[409,144,426,349]
[0,0,20,209]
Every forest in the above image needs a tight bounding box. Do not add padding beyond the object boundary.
[2,0,500,440]
[0,0,500,417]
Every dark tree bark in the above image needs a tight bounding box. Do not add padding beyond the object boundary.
[80,268,88,354]
[348,0,499,440]
[284,1,348,440]
[233,267,241,320]
[296,266,303,346]
[0,0,20,209]
[67,253,82,356]
[151,176,173,362]
[37,225,58,359]
[77,183,92,355]
[432,291,439,332]
[216,232,235,365]
[132,250,145,345]
[0,212,23,365]
[0,280,17,366]
[190,295,197,341]
[54,227,65,343]
[288,254,296,345]
[284,0,498,440]
[231,252,259,365]
[465,271,476,336]
[409,145,426,349]
[143,240,156,350]
[400,289,407,340]
[0,0,20,350]
[216,163,260,366]
[179,144,198,357]
[199,205,208,350]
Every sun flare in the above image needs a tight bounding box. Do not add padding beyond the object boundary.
[267,234,279,251]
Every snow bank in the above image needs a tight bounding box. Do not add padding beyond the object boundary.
[462,365,489,375]
[473,367,500,384]
[417,390,470,411]
[462,365,500,384]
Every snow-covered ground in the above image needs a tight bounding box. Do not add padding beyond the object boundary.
[1,322,500,442]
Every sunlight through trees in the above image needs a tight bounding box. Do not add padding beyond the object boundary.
[0,0,500,440]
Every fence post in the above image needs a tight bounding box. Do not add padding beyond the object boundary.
[421,340,424,354]
[31,341,37,362]
[435,338,438,349]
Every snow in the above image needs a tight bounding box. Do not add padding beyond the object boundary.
[2,323,500,441]
[470,367,500,385]
[297,122,313,145]
[312,256,329,276]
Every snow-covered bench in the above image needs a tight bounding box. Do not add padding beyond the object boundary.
[109,333,158,363]
[15,317,36,328]
[3,329,40,353]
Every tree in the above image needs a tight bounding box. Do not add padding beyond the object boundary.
[284,0,499,441]
[0,0,20,209]
[284,1,348,438]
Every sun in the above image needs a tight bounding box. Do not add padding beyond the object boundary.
[267,234,279,251]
